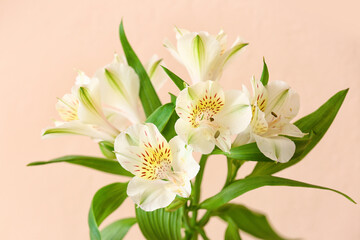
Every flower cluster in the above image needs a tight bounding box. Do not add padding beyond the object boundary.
[43,28,304,211]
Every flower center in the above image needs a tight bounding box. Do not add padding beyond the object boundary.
[189,92,224,127]
[136,141,173,180]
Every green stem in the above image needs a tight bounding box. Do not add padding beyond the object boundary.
[197,227,210,240]
[198,210,212,227]
[190,154,209,236]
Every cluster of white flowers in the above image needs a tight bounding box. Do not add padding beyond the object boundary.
[44,28,304,211]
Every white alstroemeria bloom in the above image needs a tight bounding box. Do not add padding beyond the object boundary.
[233,78,306,163]
[115,123,199,211]
[145,55,168,91]
[95,54,144,124]
[42,72,120,142]
[175,80,252,154]
[164,28,248,84]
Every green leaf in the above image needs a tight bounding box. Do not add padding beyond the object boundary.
[169,92,177,104]
[135,207,183,240]
[213,132,314,163]
[249,89,348,177]
[99,141,116,159]
[260,57,269,86]
[165,196,187,212]
[101,218,137,240]
[161,66,188,90]
[89,182,129,240]
[200,175,355,210]
[145,103,175,132]
[119,20,161,117]
[27,155,132,177]
[219,204,287,240]
[161,112,179,141]
[212,144,273,162]
[224,216,242,240]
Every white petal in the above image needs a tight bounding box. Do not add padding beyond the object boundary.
[127,177,176,212]
[56,93,79,122]
[254,135,295,163]
[95,59,143,123]
[232,126,252,147]
[216,89,252,134]
[176,32,221,83]
[175,119,215,154]
[265,80,300,121]
[169,136,199,179]
[214,127,232,153]
[145,55,167,91]
[42,121,115,142]
[251,106,269,135]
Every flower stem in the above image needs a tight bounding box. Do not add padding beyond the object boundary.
[190,154,209,235]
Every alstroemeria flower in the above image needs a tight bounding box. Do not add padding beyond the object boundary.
[145,55,168,91]
[164,28,248,84]
[175,80,252,154]
[115,123,199,211]
[95,54,144,124]
[233,78,306,163]
[43,72,120,141]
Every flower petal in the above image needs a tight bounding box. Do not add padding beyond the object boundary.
[42,121,115,142]
[127,177,176,211]
[232,126,252,147]
[175,119,215,154]
[265,80,300,122]
[216,89,252,134]
[169,136,199,179]
[145,55,167,91]
[95,57,143,123]
[254,135,295,163]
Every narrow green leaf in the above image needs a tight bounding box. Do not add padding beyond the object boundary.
[212,144,273,162]
[135,207,183,240]
[200,175,355,210]
[260,57,269,86]
[119,20,161,117]
[161,66,188,90]
[145,103,175,132]
[224,216,242,240]
[169,92,177,104]
[249,89,349,177]
[99,141,116,159]
[161,112,179,141]
[101,218,137,240]
[27,155,132,177]
[89,182,129,240]
[219,204,287,240]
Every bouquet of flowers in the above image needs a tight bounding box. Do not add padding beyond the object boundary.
[29,21,355,240]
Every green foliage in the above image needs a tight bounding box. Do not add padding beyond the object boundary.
[218,204,287,240]
[249,89,348,177]
[27,155,132,177]
[161,66,188,90]
[260,57,269,86]
[200,175,355,210]
[98,141,116,159]
[119,21,161,117]
[101,218,137,240]
[89,182,129,240]
[224,216,242,240]
[135,207,183,240]
[145,103,175,132]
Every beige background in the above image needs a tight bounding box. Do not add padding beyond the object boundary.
[1,0,359,239]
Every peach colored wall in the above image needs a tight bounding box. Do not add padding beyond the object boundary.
[1,0,359,239]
